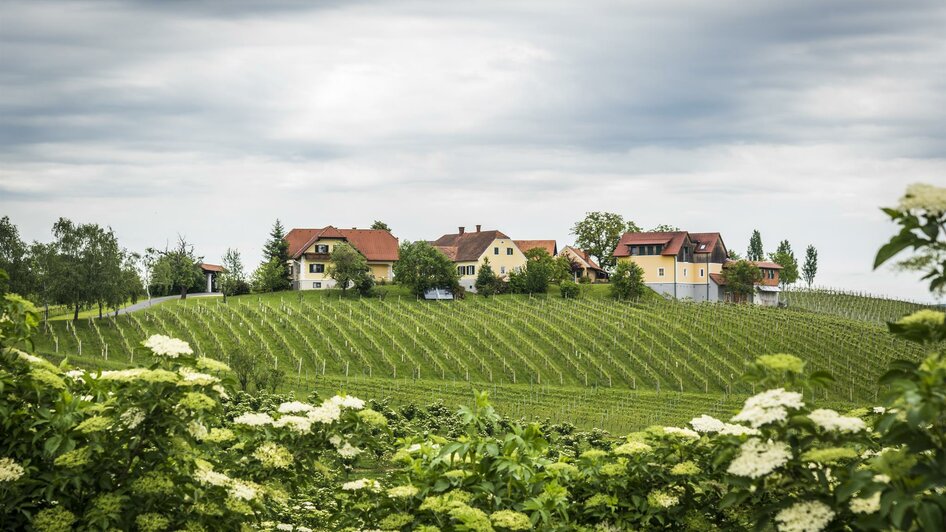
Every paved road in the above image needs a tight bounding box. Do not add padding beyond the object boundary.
[106,292,222,316]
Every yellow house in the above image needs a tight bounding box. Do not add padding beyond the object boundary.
[613,231,728,301]
[285,226,399,290]
[430,226,529,292]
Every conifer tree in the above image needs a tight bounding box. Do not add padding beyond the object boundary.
[802,245,818,287]
[260,220,290,291]
[747,230,764,261]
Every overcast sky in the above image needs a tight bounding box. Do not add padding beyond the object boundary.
[1,0,944,301]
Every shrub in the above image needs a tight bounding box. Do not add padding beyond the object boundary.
[560,280,580,299]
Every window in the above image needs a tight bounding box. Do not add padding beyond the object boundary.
[699,268,705,277]
[309,263,325,273]
[507,247,513,255]
[468,265,475,275]
[683,268,688,277]
[312,282,321,289]
[458,266,464,276]
[315,244,329,253]
[494,247,499,255]
[658,267,665,277]
[500,266,506,274]
[767,269,776,280]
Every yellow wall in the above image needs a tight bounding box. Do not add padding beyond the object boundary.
[621,255,723,285]
[476,238,528,278]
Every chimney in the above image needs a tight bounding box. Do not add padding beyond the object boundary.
[458,226,465,235]
[475,224,481,232]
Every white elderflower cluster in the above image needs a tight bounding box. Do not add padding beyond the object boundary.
[278,401,314,414]
[663,426,699,439]
[188,420,208,440]
[690,415,759,435]
[64,369,86,382]
[229,479,258,501]
[195,467,231,487]
[273,415,312,434]
[732,388,804,428]
[119,407,146,430]
[233,412,274,427]
[872,407,886,414]
[307,401,342,424]
[195,464,258,501]
[178,368,220,387]
[341,478,379,491]
[0,457,25,483]
[774,500,835,532]
[727,438,792,478]
[899,183,946,214]
[647,489,679,509]
[212,384,229,400]
[329,395,365,410]
[141,334,193,358]
[849,492,881,514]
[808,409,866,434]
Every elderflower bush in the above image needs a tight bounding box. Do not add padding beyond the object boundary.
[0,292,383,532]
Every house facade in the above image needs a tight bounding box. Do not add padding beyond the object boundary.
[285,226,398,290]
[430,226,529,292]
[613,231,728,302]
[748,261,782,306]
[559,246,608,282]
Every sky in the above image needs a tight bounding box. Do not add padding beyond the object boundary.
[1,0,944,301]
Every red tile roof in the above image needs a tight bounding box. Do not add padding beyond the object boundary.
[752,261,784,270]
[561,245,605,272]
[709,272,726,286]
[286,226,399,262]
[613,231,690,257]
[199,263,225,273]
[689,232,725,255]
[514,240,557,256]
[430,229,510,262]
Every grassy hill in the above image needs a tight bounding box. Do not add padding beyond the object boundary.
[31,289,927,431]
[782,287,937,325]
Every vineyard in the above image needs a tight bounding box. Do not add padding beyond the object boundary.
[782,287,938,325]
[33,291,924,427]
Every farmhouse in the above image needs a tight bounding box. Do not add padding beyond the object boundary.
[710,261,783,306]
[285,226,398,290]
[558,246,608,282]
[613,231,728,302]
[430,226,529,292]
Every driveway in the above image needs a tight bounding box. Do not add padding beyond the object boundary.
[107,292,222,316]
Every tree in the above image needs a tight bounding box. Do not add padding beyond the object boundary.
[371,220,391,232]
[48,218,92,321]
[149,236,204,300]
[610,260,646,300]
[393,241,461,297]
[474,257,500,297]
[571,212,639,271]
[262,219,290,291]
[0,216,32,297]
[727,249,743,261]
[328,243,370,294]
[648,224,680,232]
[747,230,764,261]
[218,248,248,301]
[27,242,56,320]
[230,351,256,391]
[802,245,818,287]
[769,239,799,287]
[722,260,762,303]
[252,258,289,294]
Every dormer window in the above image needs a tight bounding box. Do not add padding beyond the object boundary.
[315,244,329,253]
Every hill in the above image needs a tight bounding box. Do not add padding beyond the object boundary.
[782,287,937,325]
[32,290,925,429]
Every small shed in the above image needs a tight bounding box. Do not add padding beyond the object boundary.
[198,263,225,293]
[423,288,455,300]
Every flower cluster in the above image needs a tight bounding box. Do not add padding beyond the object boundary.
[807,409,866,433]
[141,334,194,358]
[774,500,835,532]
[0,457,25,483]
[849,491,881,514]
[253,442,294,470]
[727,438,792,478]
[233,412,275,426]
[690,414,759,435]
[732,388,805,428]
[899,183,946,213]
[341,478,380,491]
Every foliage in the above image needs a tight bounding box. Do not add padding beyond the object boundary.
[371,220,391,232]
[875,183,946,294]
[727,249,742,261]
[559,280,580,299]
[261,219,291,292]
[508,249,570,294]
[803,244,819,287]
[149,236,204,300]
[328,242,373,295]
[610,260,645,300]
[722,260,762,301]
[474,258,501,297]
[648,224,680,232]
[747,229,765,262]
[0,215,32,297]
[571,212,639,270]
[770,239,799,286]
[393,240,461,297]
[252,258,289,294]
[218,248,249,300]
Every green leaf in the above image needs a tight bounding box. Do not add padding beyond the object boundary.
[874,234,914,269]
[43,435,62,456]
[917,501,943,531]
[719,490,749,509]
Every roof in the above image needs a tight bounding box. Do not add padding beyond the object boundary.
[613,231,690,257]
[757,285,781,292]
[514,240,557,256]
[286,226,399,262]
[430,229,510,262]
[689,232,724,254]
[199,263,225,273]
[752,261,784,270]
[561,245,605,272]
[709,273,726,286]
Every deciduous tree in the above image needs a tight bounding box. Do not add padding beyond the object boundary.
[747,230,764,261]
[149,236,204,300]
[802,245,818,287]
[0,216,32,296]
[648,224,680,232]
[218,248,248,301]
[610,260,646,300]
[370,220,391,232]
[570,212,639,271]
[328,243,370,294]
[722,260,763,302]
[769,239,799,287]
[393,241,461,297]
